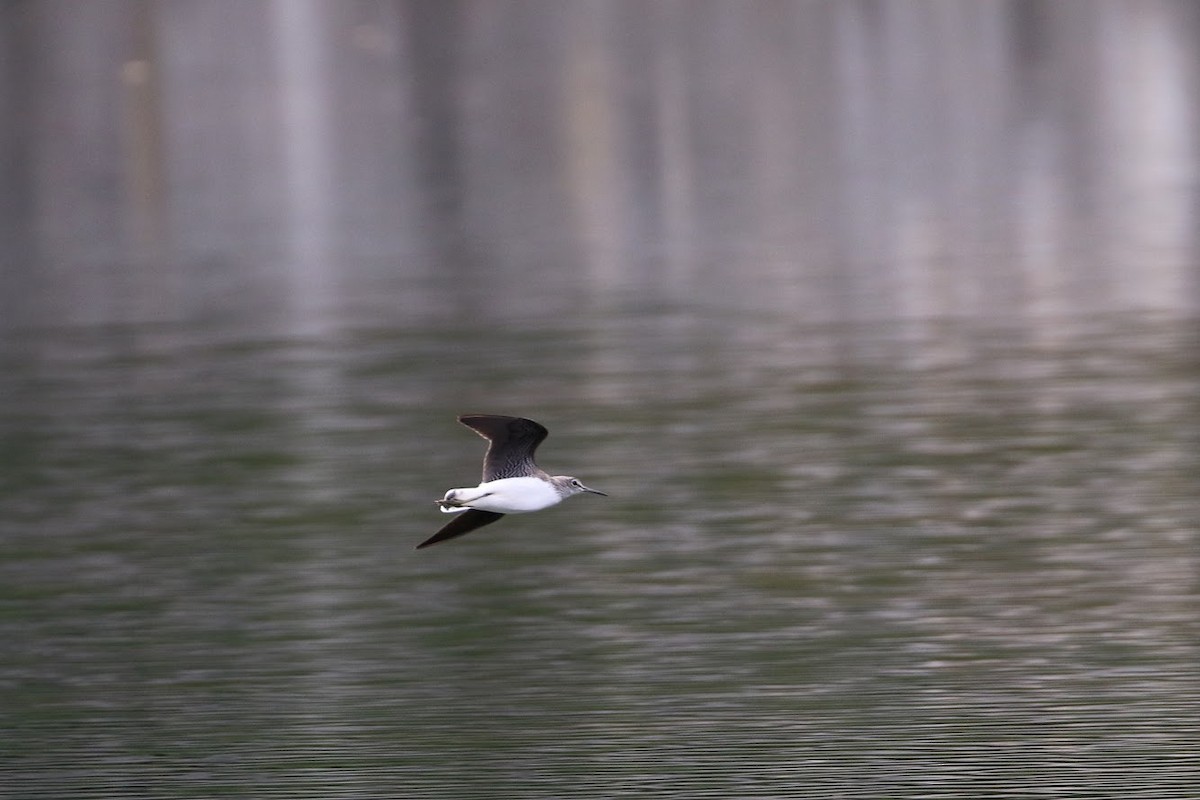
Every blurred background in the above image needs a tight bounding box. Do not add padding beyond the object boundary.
[2,2,1198,798]
[3,0,1199,328]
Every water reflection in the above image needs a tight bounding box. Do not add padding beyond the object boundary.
[1,310,1197,797]
[5,3,1199,328]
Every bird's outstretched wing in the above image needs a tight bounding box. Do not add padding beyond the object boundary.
[416,509,504,549]
[458,414,549,481]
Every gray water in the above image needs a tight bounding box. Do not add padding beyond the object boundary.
[2,308,1198,798]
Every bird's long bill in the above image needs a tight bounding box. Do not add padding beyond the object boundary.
[583,485,608,496]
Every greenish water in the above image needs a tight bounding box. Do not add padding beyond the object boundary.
[2,310,1197,798]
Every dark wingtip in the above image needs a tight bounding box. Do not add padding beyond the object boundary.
[415,509,505,549]
[414,531,448,549]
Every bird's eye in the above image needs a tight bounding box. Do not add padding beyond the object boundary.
[571,479,581,487]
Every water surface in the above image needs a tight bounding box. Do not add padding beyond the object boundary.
[2,309,1197,798]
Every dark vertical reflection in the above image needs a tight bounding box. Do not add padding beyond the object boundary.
[0,2,39,330]
[122,0,173,321]
[405,0,469,265]
[1182,0,1200,312]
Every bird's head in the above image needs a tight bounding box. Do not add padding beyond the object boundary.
[552,476,608,499]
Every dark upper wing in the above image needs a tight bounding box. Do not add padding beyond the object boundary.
[415,510,505,549]
[458,415,549,481]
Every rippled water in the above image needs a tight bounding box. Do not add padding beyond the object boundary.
[2,310,1197,798]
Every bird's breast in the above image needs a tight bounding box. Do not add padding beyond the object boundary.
[466,476,562,513]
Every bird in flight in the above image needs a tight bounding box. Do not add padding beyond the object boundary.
[416,414,607,549]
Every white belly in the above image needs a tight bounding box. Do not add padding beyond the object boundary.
[446,477,562,514]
